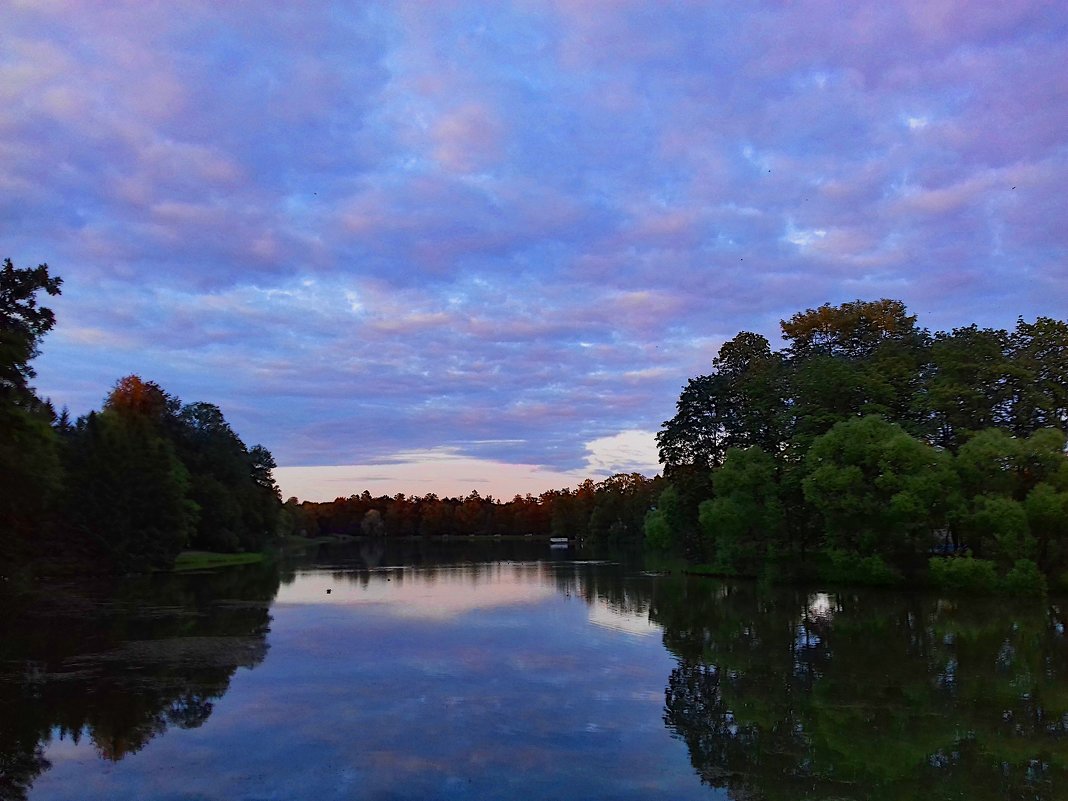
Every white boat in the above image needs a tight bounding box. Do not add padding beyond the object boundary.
[549,537,569,548]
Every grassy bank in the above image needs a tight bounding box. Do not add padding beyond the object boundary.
[172,551,266,571]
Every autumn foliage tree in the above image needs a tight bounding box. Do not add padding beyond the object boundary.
[1,257,283,575]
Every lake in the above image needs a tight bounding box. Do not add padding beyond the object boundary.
[2,540,1066,800]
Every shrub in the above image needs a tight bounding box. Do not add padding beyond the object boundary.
[1000,558,1047,596]
[644,509,673,551]
[820,549,901,586]
[1054,571,1068,595]
[928,556,999,593]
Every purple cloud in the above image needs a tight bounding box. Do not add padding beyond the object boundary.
[3,0,1066,495]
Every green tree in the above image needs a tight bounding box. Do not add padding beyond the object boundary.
[0,258,62,402]
[586,473,657,547]
[167,403,281,552]
[953,429,1022,501]
[658,333,788,473]
[802,416,956,564]
[0,258,63,574]
[698,446,784,574]
[924,325,1013,448]
[957,495,1033,563]
[242,444,280,548]
[951,428,1067,564]
[1025,483,1068,574]
[1008,316,1068,435]
[248,444,279,496]
[64,410,195,572]
[174,402,247,552]
[545,480,596,538]
[657,373,732,473]
[645,485,686,552]
[710,332,788,455]
[782,300,930,449]
[0,400,62,571]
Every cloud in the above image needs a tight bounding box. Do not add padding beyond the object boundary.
[274,448,587,502]
[581,430,661,476]
[4,0,1066,497]
[275,427,660,501]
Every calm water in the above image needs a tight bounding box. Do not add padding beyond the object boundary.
[2,541,1067,801]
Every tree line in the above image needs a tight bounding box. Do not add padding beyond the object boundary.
[645,298,1068,593]
[1,258,281,577]
[288,471,662,546]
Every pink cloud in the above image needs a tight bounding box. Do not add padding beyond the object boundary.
[433,103,506,173]
[7,0,1067,481]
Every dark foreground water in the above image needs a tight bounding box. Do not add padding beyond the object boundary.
[2,541,1067,801]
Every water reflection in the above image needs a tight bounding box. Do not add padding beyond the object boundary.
[652,581,1068,800]
[587,600,661,637]
[4,543,1068,801]
[0,563,280,800]
[277,562,557,618]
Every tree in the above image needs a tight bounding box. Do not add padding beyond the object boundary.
[104,375,179,423]
[0,400,62,569]
[64,410,195,572]
[786,355,873,449]
[1025,483,1068,574]
[953,428,1066,503]
[361,509,386,537]
[172,403,281,552]
[657,373,732,473]
[175,403,247,550]
[645,485,689,552]
[959,495,1033,563]
[924,325,1013,448]
[0,258,63,573]
[1008,316,1068,435]
[248,445,279,496]
[658,333,787,473]
[951,427,1067,563]
[802,416,956,562]
[1,258,62,403]
[782,300,930,448]
[698,446,785,574]
[711,332,787,455]
[780,298,919,361]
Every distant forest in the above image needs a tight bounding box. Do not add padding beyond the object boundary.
[645,299,1068,594]
[1,259,281,576]
[287,471,661,546]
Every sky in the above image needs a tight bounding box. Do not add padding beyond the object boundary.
[4,1,1067,501]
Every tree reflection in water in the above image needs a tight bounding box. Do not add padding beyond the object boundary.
[0,562,281,800]
[650,579,1068,801]
[4,546,1068,801]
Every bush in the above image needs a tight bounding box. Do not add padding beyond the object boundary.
[820,549,901,586]
[1000,559,1047,596]
[928,556,1000,593]
[929,556,1048,595]
[644,509,673,551]
[759,549,820,584]
[1054,571,1068,595]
